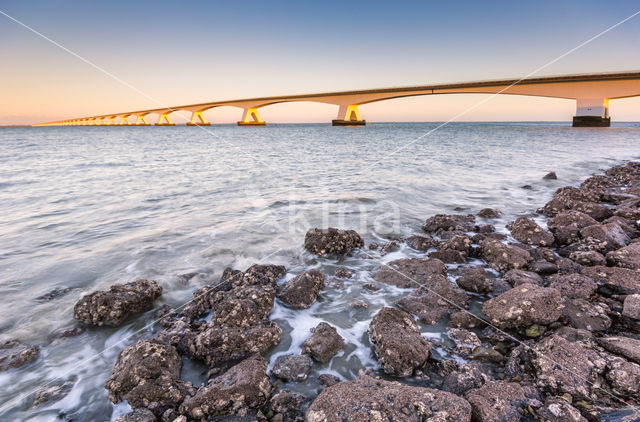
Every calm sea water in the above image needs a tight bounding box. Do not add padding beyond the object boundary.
[1,122,640,421]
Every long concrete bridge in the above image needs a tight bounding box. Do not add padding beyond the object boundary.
[33,71,640,128]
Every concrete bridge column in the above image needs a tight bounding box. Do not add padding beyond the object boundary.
[573,98,610,127]
[119,115,131,125]
[134,114,150,126]
[238,107,266,126]
[333,104,366,126]
[107,116,117,125]
[155,112,175,126]
[95,117,105,126]
[187,110,211,126]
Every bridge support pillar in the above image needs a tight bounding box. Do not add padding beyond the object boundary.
[187,111,211,126]
[333,104,366,126]
[135,115,151,126]
[119,116,131,125]
[573,98,610,127]
[238,107,266,126]
[155,112,175,126]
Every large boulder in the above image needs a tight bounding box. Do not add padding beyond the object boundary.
[562,299,611,332]
[547,273,597,299]
[547,210,598,245]
[503,269,543,286]
[304,228,363,256]
[581,266,640,295]
[74,279,162,327]
[482,284,562,329]
[580,222,631,252]
[373,258,446,288]
[422,214,476,233]
[623,294,640,320]
[597,336,640,364]
[306,375,472,422]
[465,381,527,422]
[369,307,431,376]
[606,356,640,397]
[479,239,533,273]
[456,266,492,294]
[606,242,640,269]
[302,322,344,363]
[277,269,325,309]
[180,355,271,420]
[510,217,554,247]
[271,354,313,381]
[0,340,39,371]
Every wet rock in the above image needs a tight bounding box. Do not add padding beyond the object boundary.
[114,409,156,422]
[368,242,379,250]
[581,266,640,295]
[465,381,527,422]
[542,197,570,217]
[532,333,606,400]
[449,328,481,351]
[180,355,270,420]
[606,242,640,269]
[479,239,533,273]
[441,362,489,395]
[318,374,340,388]
[302,323,344,364]
[428,249,467,264]
[580,222,631,253]
[569,250,606,266]
[510,217,555,247]
[556,258,584,275]
[406,235,438,251]
[373,258,446,288]
[470,346,505,363]
[306,375,472,422]
[303,228,364,256]
[349,299,368,309]
[543,171,558,180]
[449,311,486,329]
[397,275,469,324]
[547,274,597,299]
[73,279,162,327]
[597,336,640,364]
[622,294,640,320]
[277,270,325,309]
[422,214,476,233]
[562,299,611,332]
[333,268,352,279]
[482,283,562,329]
[528,259,558,275]
[573,201,613,221]
[440,234,472,254]
[105,339,189,415]
[271,354,313,381]
[362,283,380,291]
[32,381,74,408]
[35,287,73,302]
[270,390,305,421]
[503,269,543,286]
[456,266,492,293]
[537,396,587,422]
[606,356,640,397]
[380,240,400,255]
[369,307,431,376]
[0,340,39,371]
[477,208,502,219]
[521,184,533,190]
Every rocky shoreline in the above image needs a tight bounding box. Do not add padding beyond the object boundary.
[4,161,640,421]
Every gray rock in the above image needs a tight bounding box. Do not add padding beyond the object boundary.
[547,273,597,299]
[537,396,587,422]
[422,214,476,233]
[441,362,489,395]
[272,354,313,381]
[456,267,492,294]
[465,381,527,422]
[606,356,640,396]
[569,250,606,266]
[406,235,438,251]
[543,171,558,180]
[302,323,344,364]
[304,228,363,256]
[479,239,533,273]
[0,340,39,371]
[482,283,563,329]
[581,266,640,295]
[580,222,631,253]
[396,275,469,324]
[428,249,467,264]
[622,294,640,320]
[277,269,325,309]
[373,258,446,288]
[32,381,74,408]
[503,269,543,286]
[510,217,555,247]
[114,409,156,422]
[477,208,502,219]
[597,336,640,364]
[606,242,640,269]
[562,299,611,332]
[270,390,305,421]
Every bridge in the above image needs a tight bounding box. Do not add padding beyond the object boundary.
[32,71,640,128]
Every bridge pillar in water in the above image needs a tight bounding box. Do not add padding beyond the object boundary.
[573,98,610,127]
[134,114,151,126]
[238,107,266,126]
[119,115,131,125]
[155,112,175,126]
[187,111,210,126]
[107,116,117,125]
[333,104,366,126]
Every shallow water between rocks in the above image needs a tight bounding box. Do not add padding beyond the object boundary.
[1,122,640,420]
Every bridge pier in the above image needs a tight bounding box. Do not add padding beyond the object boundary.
[332,104,366,126]
[119,115,131,125]
[238,107,266,126]
[155,112,175,126]
[134,115,151,126]
[187,111,210,126]
[573,98,610,127]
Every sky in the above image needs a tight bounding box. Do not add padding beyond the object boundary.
[1,0,639,125]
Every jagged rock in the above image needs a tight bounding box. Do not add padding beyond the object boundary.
[580,222,631,253]
[449,328,481,352]
[440,362,489,395]
[543,171,558,180]
[369,307,430,376]
[105,339,189,416]
[373,258,446,288]
[597,336,640,364]
[547,273,597,299]
[440,235,472,254]
[0,340,39,371]
[528,260,558,275]
[334,268,353,279]
[422,214,476,233]
[318,374,340,388]
[503,269,543,286]
[562,299,611,332]
[572,201,613,221]
[581,266,640,295]
[396,275,469,324]
[380,240,400,255]
[606,356,640,396]
[73,279,162,327]
[479,239,533,273]
[277,269,325,309]
[477,208,502,219]
[271,354,313,381]
[622,294,640,320]
[114,409,156,422]
[306,375,472,422]
[510,217,555,247]
[32,381,74,408]
[303,228,363,256]
[569,250,606,266]
[406,235,438,251]
[180,355,270,420]
[465,381,527,422]
[428,249,467,264]
[449,311,486,329]
[302,323,344,364]
[270,390,305,421]
[482,284,562,329]
[547,211,598,239]
[556,258,584,274]
[537,396,587,422]
[606,242,640,269]
[456,267,492,293]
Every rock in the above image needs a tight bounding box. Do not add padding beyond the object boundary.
[465,381,527,422]
[318,374,340,388]
[277,269,325,309]
[581,266,640,295]
[543,171,558,180]
[503,269,543,286]
[477,208,502,219]
[456,266,492,293]
[440,235,472,254]
[470,347,504,363]
[510,217,555,247]
[270,390,305,421]
[373,258,447,288]
[35,287,73,302]
[349,299,368,309]
[606,242,640,269]
[306,375,472,422]
[302,323,344,363]
[73,279,162,327]
[441,362,489,395]
[428,249,467,264]
[369,307,430,376]
[597,336,640,364]
[479,239,533,273]
[334,268,352,279]
[368,242,379,250]
[562,299,611,332]
[580,222,631,253]
[482,284,562,329]
[32,381,74,408]
[547,274,597,299]
[380,240,400,255]
[556,258,584,275]
[0,340,39,371]
[532,333,606,400]
[569,250,606,266]
[449,328,481,351]
[528,259,558,275]
[422,214,476,233]
[522,184,533,190]
[180,355,270,420]
[114,409,156,422]
[105,339,189,415]
[406,235,438,251]
[396,275,469,324]
[606,356,640,396]
[303,228,364,256]
[449,311,486,329]
[537,396,587,422]
[271,354,313,381]
[622,294,640,320]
